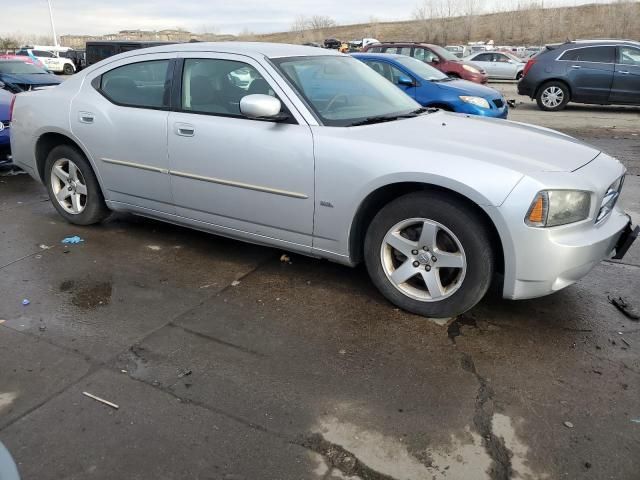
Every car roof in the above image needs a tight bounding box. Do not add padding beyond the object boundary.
[121,42,341,59]
[352,52,406,60]
[555,39,640,49]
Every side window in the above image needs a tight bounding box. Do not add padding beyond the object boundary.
[181,58,275,116]
[414,48,426,61]
[560,46,615,63]
[16,50,28,56]
[388,64,412,85]
[474,53,492,62]
[495,54,510,63]
[385,47,400,54]
[100,59,170,108]
[33,50,54,58]
[369,46,382,53]
[618,47,640,66]
[364,60,393,83]
[422,49,439,63]
[399,47,411,56]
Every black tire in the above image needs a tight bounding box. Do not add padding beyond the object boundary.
[447,72,461,79]
[516,71,523,81]
[364,191,494,318]
[44,145,110,225]
[535,81,570,111]
[63,63,75,75]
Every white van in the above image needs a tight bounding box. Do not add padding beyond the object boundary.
[15,47,75,75]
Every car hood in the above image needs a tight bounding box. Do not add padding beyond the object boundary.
[0,73,62,86]
[433,78,501,98]
[346,111,600,174]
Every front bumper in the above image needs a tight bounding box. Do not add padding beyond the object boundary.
[493,152,633,300]
[455,102,508,119]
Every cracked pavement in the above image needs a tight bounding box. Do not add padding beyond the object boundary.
[1,97,639,479]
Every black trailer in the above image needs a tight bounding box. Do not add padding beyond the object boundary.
[85,41,178,66]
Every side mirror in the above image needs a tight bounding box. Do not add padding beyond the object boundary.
[431,57,440,64]
[397,76,414,86]
[240,94,283,119]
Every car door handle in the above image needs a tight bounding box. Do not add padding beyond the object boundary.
[78,112,94,124]
[619,70,630,75]
[571,65,581,69]
[174,123,195,137]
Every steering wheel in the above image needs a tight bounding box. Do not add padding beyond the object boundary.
[324,93,349,113]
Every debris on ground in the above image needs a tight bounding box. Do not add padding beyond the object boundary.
[39,244,53,250]
[338,349,346,355]
[61,236,84,245]
[21,299,30,306]
[82,391,119,409]
[608,296,640,320]
[631,418,640,424]
[564,421,574,428]
[0,320,5,325]
[621,338,631,347]
[507,99,517,108]
[0,168,27,177]
[280,254,292,263]
[177,368,192,378]
[38,325,46,332]
[231,280,241,287]
[146,245,161,251]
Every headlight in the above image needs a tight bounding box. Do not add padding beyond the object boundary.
[596,176,624,223]
[525,190,591,227]
[459,96,490,109]
[462,64,480,74]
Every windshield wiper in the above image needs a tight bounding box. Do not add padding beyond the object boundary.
[348,108,432,127]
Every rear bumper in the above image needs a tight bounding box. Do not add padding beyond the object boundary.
[517,78,535,98]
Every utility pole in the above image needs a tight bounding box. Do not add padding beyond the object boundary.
[47,0,59,47]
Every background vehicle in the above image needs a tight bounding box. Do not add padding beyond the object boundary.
[323,38,341,49]
[0,59,62,93]
[85,41,177,66]
[15,48,75,75]
[353,53,508,118]
[518,40,640,111]
[465,51,526,80]
[0,54,48,71]
[0,89,12,165]
[60,49,86,72]
[445,45,470,58]
[10,43,635,319]
[362,42,488,83]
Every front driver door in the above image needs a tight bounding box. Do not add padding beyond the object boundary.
[610,46,640,103]
[167,54,315,250]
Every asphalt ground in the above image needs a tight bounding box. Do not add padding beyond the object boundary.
[0,82,639,480]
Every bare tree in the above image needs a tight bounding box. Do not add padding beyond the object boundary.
[290,15,308,40]
[307,15,337,31]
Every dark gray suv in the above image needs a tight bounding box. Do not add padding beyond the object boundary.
[518,40,640,111]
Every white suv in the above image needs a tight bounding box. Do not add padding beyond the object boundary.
[16,49,75,75]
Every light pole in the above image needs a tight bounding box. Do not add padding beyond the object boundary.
[46,0,59,47]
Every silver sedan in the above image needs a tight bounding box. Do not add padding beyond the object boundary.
[10,42,637,318]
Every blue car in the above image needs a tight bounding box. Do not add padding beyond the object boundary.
[0,59,61,94]
[0,89,11,165]
[352,53,508,119]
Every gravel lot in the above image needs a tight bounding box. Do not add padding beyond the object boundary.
[0,85,639,480]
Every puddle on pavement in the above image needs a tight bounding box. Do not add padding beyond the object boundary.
[311,413,544,480]
[59,280,113,309]
[0,392,18,413]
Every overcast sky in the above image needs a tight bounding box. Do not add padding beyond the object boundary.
[0,0,625,37]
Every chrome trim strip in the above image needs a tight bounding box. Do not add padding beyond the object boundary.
[102,158,169,174]
[170,170,309,199]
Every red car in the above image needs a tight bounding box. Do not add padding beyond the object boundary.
[362,42,488,84]
[0,54,48,71]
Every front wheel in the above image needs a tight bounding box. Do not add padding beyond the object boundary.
[364,192,494,318]
[63,63,75,75]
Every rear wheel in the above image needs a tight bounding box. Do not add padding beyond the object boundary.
[536,81,570,111]
[364,192,494,318]
[63,63,74,75]
[45,145,110,225]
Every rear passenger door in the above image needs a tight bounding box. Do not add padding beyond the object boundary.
[610,46,640,104]
[559,46,615,102]
[71,53,175,212]
[469,53,494,76]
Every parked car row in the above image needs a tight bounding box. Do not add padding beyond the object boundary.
[9,42,637,319]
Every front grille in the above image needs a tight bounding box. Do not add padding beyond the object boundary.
[493,99,504,108]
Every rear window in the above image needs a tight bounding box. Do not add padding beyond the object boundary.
[99,60,170,109]
[559,46,615,63]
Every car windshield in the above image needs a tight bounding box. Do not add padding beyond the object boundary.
[273,55,421,127]
[0,61,46,74]
[429,45,459,61]
[395,56,448,81]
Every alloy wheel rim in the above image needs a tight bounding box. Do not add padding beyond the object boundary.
[380,218,467,302]
[542,86,564,108]
[50,158,87,214]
